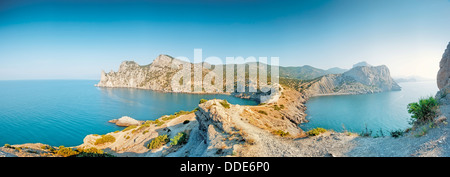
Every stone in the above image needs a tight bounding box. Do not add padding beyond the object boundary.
[108,116,141,127]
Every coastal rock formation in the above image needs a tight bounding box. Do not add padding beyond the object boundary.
[96,54,242,94]
[301,63,401,97]
[437,43,450,100]
[108,116,142,127]
[96,55,189,92]
[96,55,282,103]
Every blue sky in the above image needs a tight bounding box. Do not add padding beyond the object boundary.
[0,0,449,80]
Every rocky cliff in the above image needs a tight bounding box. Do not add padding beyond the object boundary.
[301,64,401,97]
[437,42,450,105]
[96,55,189,92]
[96,55,283,103]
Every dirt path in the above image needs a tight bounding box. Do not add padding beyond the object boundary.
[232,106,358,157]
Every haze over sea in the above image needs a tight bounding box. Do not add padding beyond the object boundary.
[302,81,439,134]
[0,80,257,146]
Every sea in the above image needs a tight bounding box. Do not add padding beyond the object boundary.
[0,80,257,146]
[301,81,439,135]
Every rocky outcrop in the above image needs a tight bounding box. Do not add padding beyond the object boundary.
[108,116,142,127]
[301,63,401,97]
[437,42,450,105]
[96,54,189,92]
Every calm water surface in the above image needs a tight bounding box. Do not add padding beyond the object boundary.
[302,81,439,134]
[0,80,257,146]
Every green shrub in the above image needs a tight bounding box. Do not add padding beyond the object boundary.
[41,145,56,153]
[408,96,438,125]
[147,134,169,149]
[273,130,290,137]
[72,147,114,157]
[389,129,405,138]
[57,146,79,157]
[122,125,137,132]
[94,135,116,145]
[258,110,268,115]
[373,128,385,138]
[170,132,188,146]
[199,99,208,104]
[4,144,12,148]
[161,109,198,122]
[155,119,165,126]
[307,128,327,136]
[273,105,281,111]
[73,152,114,157]
[359,125,373,137]
[220,100,231,109]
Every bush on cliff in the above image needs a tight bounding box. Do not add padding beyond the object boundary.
[407,96,438,125]
[94,135,116,145]
[170,132,187,146]
[389,129,405,138]
[74,147,114,157]
[258,110,268,115]
[199,99,208,104]
[273,130,290,137]
[307,128,327,136]
[147,134,169,149]
[220,99,231,109]
[56,146,79,157]
[56,146,114,157]
[122,125,137,132]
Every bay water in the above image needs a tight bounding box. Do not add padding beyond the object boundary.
[0,80,257,146]
[302,81,439,135]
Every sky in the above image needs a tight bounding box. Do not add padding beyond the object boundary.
[0,0,449,80]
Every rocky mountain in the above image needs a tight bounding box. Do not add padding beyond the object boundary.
[279,65,347,80]
[300,63,401,96]
[97,55,399,98]
[96,55,185,91]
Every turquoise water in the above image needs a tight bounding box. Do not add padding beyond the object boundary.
[302,81,439,134]
[0,80,257,146]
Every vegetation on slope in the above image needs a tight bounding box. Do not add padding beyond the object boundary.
[407,96,439,125]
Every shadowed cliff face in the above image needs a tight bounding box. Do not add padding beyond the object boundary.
[437,42,450,105]
[438,42,450,91]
